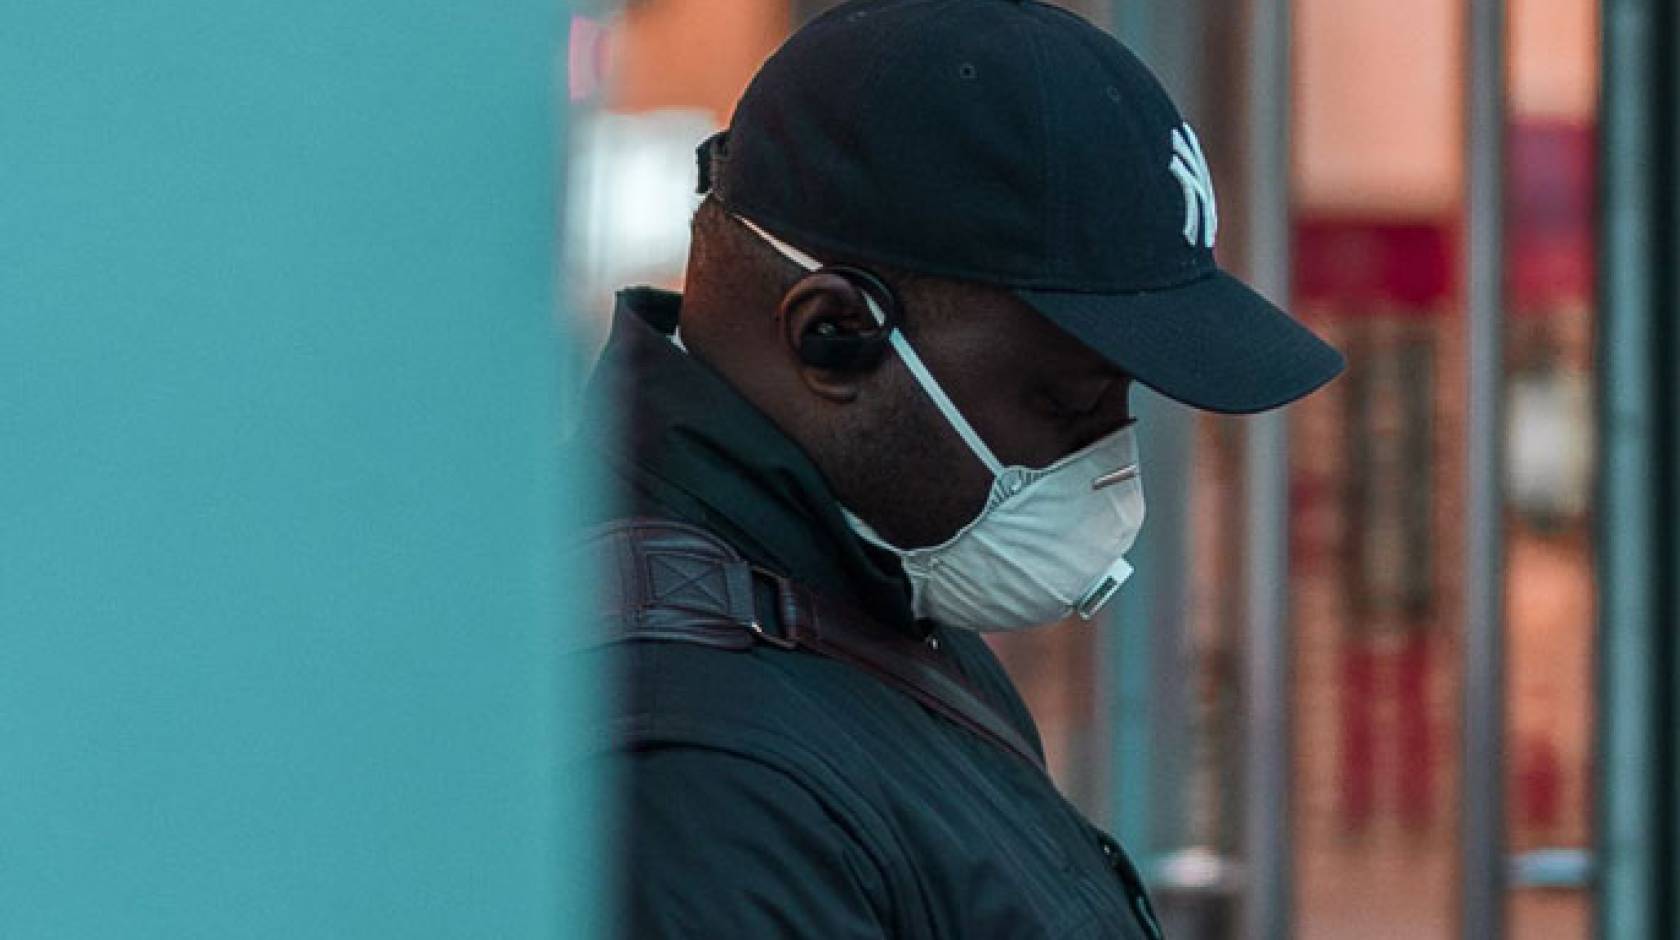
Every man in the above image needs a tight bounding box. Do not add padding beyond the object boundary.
[580,1,1343,936]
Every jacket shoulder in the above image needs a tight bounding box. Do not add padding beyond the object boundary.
[607,640,929,935]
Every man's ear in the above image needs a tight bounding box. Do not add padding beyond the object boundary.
[778,271,887,404]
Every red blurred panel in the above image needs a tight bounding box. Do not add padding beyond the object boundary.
[1295,217,1456,312]
[1340,644,1378,826]
[1397,630,1435,826]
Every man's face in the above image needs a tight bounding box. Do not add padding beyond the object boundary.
[827,280,1134,549]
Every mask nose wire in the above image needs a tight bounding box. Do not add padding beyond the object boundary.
[733,213,1007,478]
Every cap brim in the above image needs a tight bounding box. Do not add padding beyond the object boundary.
[1015,271,1345,414]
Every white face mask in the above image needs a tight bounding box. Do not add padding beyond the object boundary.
[843,369,1145,632]
[736,214,1147,632]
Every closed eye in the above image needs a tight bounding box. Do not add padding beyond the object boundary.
[1038,390,1091,423]
[1039,377,1116,422]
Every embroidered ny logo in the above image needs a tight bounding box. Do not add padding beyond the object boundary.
[1168,124,1218,249]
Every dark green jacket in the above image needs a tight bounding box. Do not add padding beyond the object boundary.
[584,288,1163,939]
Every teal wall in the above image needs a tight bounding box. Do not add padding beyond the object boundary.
[0,2,598,937]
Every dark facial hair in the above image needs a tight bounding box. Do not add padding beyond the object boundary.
[817,361,993,549]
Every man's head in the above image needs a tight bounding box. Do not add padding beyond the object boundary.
[679,0,1341,555]
[681,194,1133,548]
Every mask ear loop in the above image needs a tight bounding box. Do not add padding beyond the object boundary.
[733,214,1008,478]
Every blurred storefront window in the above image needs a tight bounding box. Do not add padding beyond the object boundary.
[1289,0,1599,936]
[1289,4,1465,933]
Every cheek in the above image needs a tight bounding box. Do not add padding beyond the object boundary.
[907,425,996,542]
[845,368,997,547]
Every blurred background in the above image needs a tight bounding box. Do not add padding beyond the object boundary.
[4,1,1673,938]
[561,0,1674,937]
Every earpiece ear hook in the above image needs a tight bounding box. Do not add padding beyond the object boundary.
[821,265,900,333]
[733,212,903,372]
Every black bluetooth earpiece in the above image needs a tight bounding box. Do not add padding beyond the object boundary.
[796,265,902,371]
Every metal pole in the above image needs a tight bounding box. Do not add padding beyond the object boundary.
[1462,0,1507,935]
[1106,0,1197,879]
[1106,388,1192,855]
[1241,0,1293,935]
[1596,0,1665,936]
[1661,2,1678,927]
[1104,1,1157,861]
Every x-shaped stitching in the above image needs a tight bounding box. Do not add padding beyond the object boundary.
[647,551,731,612]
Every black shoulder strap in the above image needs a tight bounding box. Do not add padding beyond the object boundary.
[587,518,1047,773]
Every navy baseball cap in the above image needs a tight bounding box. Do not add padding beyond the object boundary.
[699,0,1343,414]
[702,0,1344,414]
